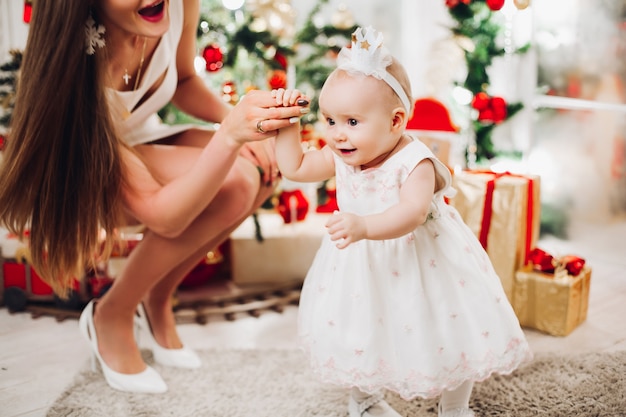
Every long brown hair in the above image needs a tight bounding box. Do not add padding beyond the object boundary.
[0,0,125,296]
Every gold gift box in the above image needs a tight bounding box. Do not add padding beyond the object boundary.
[512,265,591,336]
[449,171,541,301]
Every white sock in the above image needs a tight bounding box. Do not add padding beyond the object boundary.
[440,380,474,411]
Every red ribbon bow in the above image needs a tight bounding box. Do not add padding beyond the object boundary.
[277,189,309,224]
[528,248,586,277]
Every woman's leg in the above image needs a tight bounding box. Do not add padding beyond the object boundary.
[142,180,274,349]
[91,144,274,374]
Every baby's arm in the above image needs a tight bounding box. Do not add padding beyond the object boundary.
[327,159,435,249]
[273,89,335,183]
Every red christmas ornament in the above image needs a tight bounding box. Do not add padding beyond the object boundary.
[274,52,288,70]
[202,44,224,72]
[268,69,287,90]
[23,1,32,23]
[485,0,505,11]
[277,189,309,224]
[472,93,508,124]
[221,81,239,105]
[445,0,470,8]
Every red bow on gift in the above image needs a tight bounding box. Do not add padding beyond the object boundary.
[528,248,586,277]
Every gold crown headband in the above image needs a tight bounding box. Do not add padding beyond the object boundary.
[336,26,411,112]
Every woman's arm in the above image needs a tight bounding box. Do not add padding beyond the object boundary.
[122,89,305,238]
[170,0,230,123]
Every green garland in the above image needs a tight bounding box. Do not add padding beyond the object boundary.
[0,50,22,131]
[294,0,357,124]
[447,0,529,162]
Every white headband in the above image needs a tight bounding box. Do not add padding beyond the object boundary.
[336,26,411,112]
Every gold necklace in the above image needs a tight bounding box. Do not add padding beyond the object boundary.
[122,36,148,91]
[133,37,148,91]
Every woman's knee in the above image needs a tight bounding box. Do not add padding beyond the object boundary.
[216,162,261,223]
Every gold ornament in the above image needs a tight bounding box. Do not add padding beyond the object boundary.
[514,0,530,10]
[246,0,296,39]
[331,4,355,30]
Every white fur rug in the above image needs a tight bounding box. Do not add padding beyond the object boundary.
[47,349,626,417]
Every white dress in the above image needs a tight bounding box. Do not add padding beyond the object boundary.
[298,138,532,400]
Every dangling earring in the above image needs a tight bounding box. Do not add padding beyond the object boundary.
[85,14,106,55]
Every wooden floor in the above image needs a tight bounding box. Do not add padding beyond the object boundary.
[0,219,625,417]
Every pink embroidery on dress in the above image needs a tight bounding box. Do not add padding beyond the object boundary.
[482,331,490,338]
[429,259,437,268]
[450,313,458,319]
[459,279,466,287]
[433,231,440,239]
[355,349,364,356]
[328,320,335,327]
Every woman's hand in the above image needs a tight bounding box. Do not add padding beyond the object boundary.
[219,90,309,148]
[238,139,279,186]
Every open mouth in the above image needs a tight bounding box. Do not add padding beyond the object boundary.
[138,0,165,17]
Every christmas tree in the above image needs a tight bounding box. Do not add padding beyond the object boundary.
[160,0,357,126]
[0,50,23,147]
[445,0,530,163]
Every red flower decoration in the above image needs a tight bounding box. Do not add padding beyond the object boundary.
[23,1,32,23]
[445,0,471,7]
[274,52,288,70]
[486,0,505,10]
[472,93,508,124]
[471,92,490,111]
[202,44,224,72]
[268,69,287,90]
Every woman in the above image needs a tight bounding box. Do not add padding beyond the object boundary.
[0,0,307,393]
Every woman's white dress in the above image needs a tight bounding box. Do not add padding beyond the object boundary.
[108,0,213,146]
[298,138,532,400]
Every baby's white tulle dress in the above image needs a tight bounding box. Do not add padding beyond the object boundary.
[298,138,532,400]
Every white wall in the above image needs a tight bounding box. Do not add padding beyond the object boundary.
[0,0,30,61]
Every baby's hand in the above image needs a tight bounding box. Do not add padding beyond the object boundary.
[272,88,309,108]
[325,211,367,249]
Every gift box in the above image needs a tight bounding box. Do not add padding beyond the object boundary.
[512,262,591,337]
[229,211,328,285]
[449,170,541,301]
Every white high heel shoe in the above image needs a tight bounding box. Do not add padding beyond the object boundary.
[78,300,168,394]
[135,303,202,369]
